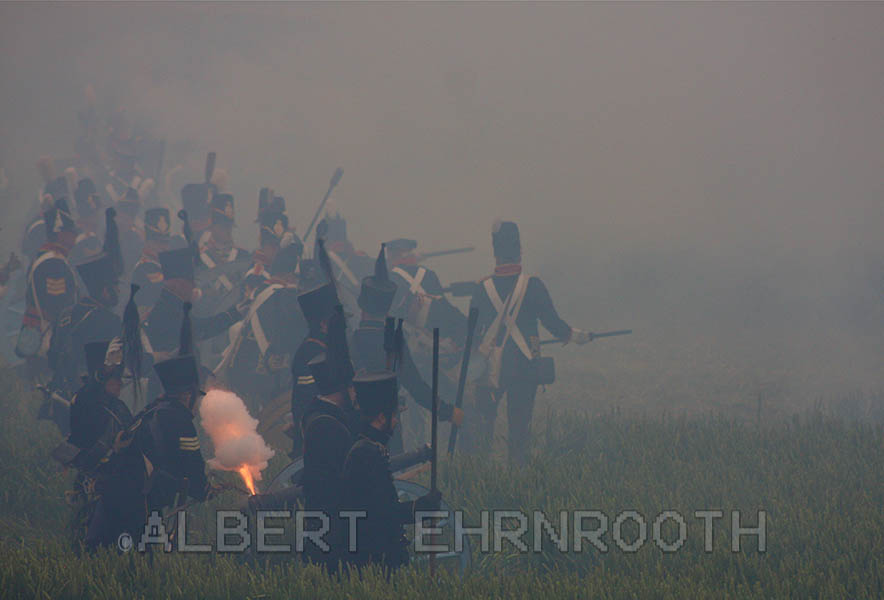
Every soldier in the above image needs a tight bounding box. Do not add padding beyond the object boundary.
[180,182,212,239]
[116,187,144,277]
[132,207,181,308]
[245,206,291,287]
[16,197,79,368]
[341,370,441,573]
[221,242,307,414]
[300,307,357,571]
[69,178,104,266]
[197,193,250,299]
[48,232,124,398]
[141,247,245,361]
[66,340,143,550]
[289,269,338,457]
[125,352,209,516]
[468,221,594,464]
[386,237,466,339]
[316,215,373,312]
[350,245,463,454]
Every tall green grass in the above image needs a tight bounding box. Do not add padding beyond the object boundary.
[1,364,881,598]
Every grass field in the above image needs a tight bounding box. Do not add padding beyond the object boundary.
[1,361,882,599]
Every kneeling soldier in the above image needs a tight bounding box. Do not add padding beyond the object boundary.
[341,370,440,573]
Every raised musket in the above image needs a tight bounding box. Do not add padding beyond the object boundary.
[539,329,632,345]
[418,246,475,261]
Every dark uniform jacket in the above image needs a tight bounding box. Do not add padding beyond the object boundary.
[68,381,134,487]
[350,319,453,420]
[341,423,418,571]
[48,297,121,396]
[300,397,355,565]
[288,333,327,454]
[142,288,241,355]
[128,398,208,509]
[229,284,305,385]
[470,272,572,382]
[22,244,78,336]
[389,263,465,342]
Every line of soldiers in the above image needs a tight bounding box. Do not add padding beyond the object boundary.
[9,148,595,570]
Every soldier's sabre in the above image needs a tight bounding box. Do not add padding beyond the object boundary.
[419,246,476,261]
[303,167,344,242]
[539,329,632,344]
[429,327,440,577]
[448,307,479,455]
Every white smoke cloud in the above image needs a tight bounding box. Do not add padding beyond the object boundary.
[199,388,275,482]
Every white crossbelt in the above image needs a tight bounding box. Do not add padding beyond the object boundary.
[327,250,360,288]
[214,283,282,375]
[392,266,431,328]
[482,273,532,360]
[199,233,238,291]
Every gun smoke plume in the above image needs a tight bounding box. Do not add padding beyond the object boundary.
[199,388,274,495]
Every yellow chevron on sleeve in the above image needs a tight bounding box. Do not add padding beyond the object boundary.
[297,375,315,385]
[46,277,67,296]
[179,436,200,450]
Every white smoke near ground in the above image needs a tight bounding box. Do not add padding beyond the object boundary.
[199,388,274,494]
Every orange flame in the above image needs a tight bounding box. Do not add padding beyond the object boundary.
[238,465,257,496]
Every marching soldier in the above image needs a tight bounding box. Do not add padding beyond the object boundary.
[467,221,594,464]
[341,370,441,573]
[350,245,463,454]
[48,210,124,398]
[221,242,307,413]
[16,197,79,369]
[300,306,357,571]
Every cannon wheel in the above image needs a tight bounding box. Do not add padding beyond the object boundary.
[266,459,472,577]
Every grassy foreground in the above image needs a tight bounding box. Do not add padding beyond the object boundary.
[1,364,882,599]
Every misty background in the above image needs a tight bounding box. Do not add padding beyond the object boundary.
[2,2,882,419]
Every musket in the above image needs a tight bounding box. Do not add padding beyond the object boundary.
[204,152,216,185]
[539,329,632,345]
[302,168,344,242]
[419,246,475,261]
[429,327,440,577]
[447,307,478,455]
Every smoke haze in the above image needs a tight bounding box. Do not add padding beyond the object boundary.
[2,2,883,417]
